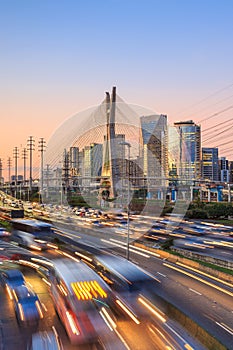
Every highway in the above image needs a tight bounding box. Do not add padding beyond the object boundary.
[0,195,233,349]
[51,225,233,349]
[0,246,206,350]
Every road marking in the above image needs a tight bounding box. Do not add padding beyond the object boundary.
[164,263,233,297]
[165,323,188,345]
[189,288,202,296]
[176,262,233,288]
[110,238,160,257]
[157,272,166,278]
[100,239,150,258]
[216,322,233,336]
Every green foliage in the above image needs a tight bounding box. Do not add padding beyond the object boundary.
[186,208,208,219]
[160,237,174,250]
[0,220,11,231]
[206,203,233,219]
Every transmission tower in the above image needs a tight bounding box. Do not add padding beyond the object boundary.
[0,158,3,185]
[7,157,12,184]
[27,136,35,190]
[38,138,46,195]
[13,147,19,197]
[22,148,27,185]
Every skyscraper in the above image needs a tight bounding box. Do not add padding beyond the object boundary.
[173,120,201,183]
[219,157,229,182]
[83,143,103,187]
[202,147,219,181]
[140,114,168,189]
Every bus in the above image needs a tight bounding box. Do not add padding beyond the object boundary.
[49,259,118,345]
[93,254,157,295]
[10,219,53,251]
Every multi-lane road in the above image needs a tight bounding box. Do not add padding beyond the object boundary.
[0,195,233,349]
[52,224,233,349]
[0,245,207,350]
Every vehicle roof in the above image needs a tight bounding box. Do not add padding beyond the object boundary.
[31,331,61,350]
[2,269,24,279]
[10,219,51,228]
[52,258,109,293]
[95,255,152,284]
[14,285,36,300]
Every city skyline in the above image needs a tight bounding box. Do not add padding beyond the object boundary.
[1,1,233,170]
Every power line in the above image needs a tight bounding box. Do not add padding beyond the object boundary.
[202,123,233,143]
[198,105,233,123]
[176,82,233,117]
[202,116,233,133]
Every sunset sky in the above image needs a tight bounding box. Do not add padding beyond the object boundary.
[1,0,233,178]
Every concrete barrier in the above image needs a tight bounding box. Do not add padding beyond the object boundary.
[143,291,227,350]
[133,242,233,284]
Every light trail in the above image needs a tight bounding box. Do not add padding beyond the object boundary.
[176,262,233,288]
[100,239,150,258]
[164,263,233,297]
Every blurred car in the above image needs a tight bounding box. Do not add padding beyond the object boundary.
[13,284,43,325]
[29,330,63,350]
[0,227,11,238]
[1,269,26,299]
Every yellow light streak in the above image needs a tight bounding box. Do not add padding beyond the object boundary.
[176,262,233,288]
[47,243,58,249]
[138,297,166,323]
[30,244,42,251]
[116,299,140,324]
[6,285,13,300]
[71,280,107,300]
[42,278,51,286]
[31,257,54,267]
[164,263,233,297]
[35,300,44,319]
[18,303,24,321]
[75,251,93,262]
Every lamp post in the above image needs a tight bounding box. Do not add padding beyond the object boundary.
[119,141,131,260]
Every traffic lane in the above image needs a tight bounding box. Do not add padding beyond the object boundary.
[71,236,233,349]
[24,269,123,350]
[24,252,198,349]
[0,265,106,350]
[52,226,233,312]
[116,250,233,349]
[0,285,31,350]
[38,228,233,348]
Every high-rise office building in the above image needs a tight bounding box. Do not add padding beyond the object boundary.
[202,148,219,181]
[173,120,201,183]
[219,157,229,182]
[69,147,79,176]
[229,161,233,183]
[140,114,168,188]
[82,143,103,187]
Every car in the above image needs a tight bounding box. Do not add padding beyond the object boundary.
[13,284,43,325]
[1,269,26,299]
[28,330,63,350]
[0,227,11,238]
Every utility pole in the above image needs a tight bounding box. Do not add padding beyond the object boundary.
[38,138,46,200]
[27,136,35,190]
[22,148,27,185]
[0,158,3,186]
[7,157,12,184]
[13,147,19,198]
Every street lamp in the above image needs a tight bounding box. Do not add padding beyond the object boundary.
[119,141,131,260]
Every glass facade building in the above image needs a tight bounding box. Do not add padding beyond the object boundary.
[173,120,201,183]
[140,114,168,188]
[202,147,219,181]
